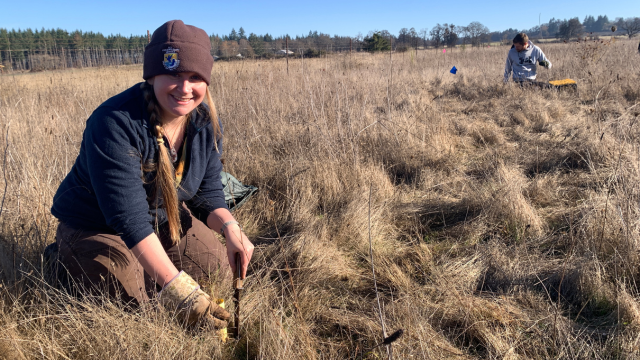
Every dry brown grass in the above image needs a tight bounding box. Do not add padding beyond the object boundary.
[1,39,640,359]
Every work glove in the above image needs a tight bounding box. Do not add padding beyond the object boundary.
[158,271,230,329]
[538,60,550,68]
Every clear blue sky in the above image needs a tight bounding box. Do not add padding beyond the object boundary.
[1,0,638,37]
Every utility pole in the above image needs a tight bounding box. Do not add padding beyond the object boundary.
[539,13,543,39]
[285,36,289,75]
[147,30,150,43]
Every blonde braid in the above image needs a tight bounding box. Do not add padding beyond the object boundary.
[155,126,165,145]
[141,82,182,245]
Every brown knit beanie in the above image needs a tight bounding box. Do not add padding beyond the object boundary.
[143,20,213,85]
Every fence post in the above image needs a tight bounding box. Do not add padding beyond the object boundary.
[389,35,393,94]
[7,40,12,71]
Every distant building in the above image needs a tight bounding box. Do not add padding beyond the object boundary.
[277,49,294,55]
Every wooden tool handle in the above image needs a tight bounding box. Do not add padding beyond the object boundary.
[234,253,244,289]
[233,252,243,340]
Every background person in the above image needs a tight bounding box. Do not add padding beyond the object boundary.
[504,32,552,86]
[50,20,254,329]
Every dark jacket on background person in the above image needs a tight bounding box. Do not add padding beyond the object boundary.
[51,83,227,249]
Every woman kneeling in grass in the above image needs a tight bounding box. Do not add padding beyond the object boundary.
[51,20,254,329]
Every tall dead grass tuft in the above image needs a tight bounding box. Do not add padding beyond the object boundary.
[483,163,545,237]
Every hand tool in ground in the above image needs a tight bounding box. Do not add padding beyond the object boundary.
[231,252,244,339]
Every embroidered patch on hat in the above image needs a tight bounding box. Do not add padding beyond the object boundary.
[162,47,180,70]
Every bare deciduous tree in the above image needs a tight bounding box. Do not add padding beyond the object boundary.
[398,28,409,46]
[409,27,418,49]
[419,28,428,49]
[430,24,445,48]
[466,21,490,47]
[219,40,239,58]
[238,39,254,57]
[443,24,459,48]
[457,25,469,46]
[617,17,640,38]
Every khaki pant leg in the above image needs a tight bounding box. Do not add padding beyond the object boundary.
[56,223,154,304]
[163,212,231,287]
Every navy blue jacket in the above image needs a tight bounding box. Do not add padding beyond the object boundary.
[51,83,227,249]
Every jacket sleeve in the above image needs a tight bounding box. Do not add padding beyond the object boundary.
[186,124,228,223]
[84,107,154,248]
[503,55,512,83]
[537,49,552,69]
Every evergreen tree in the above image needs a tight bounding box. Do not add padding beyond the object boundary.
[229,28,238,41]
[362,32,390,52]
[583,15,595,32]
[595,15,609,31]
[547,18,560,36]
[557,18,583,39]
[238,27,246,40]
[248,33,265,56]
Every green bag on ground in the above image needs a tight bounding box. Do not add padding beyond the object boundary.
[221,171,259,211]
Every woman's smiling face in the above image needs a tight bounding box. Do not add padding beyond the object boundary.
[148,72,207,122]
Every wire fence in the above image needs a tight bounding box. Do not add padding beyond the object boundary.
[0,48,146,71]
[0,47,352,72]
[0,42,500,72]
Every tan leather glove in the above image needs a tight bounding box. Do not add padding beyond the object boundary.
[158,271,230,329]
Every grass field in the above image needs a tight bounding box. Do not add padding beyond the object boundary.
[1,38,640,359]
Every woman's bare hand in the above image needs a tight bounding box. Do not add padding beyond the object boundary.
[224,224,254,279]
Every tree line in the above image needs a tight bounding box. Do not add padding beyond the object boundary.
[365,15,638,53]
[204,15,640,57]
[209,28,356,58]
[1,14,638,69]
[0,28,148,51]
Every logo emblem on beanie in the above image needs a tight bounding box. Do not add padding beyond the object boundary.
[162,47,180,70]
